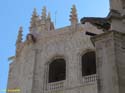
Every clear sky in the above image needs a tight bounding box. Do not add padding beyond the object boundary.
[0,0,109,90]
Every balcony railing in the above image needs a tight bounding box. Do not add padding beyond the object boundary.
[83,74,97,84]
[46,74,97,91]
[47,80,64,91]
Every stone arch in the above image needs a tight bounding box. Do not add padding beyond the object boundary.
[45,54,67,66]
[45,55,67,83]
[76,49,95,78]
[48,58,66,83]
[80,49,95,56]
[81,50,96,76]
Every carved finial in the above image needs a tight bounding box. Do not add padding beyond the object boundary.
[16,26,23,45]
[33,8,37,16]
[46,12,55,31]
[47,12,51,20]
[16,26,24,57]
[30,8,40,32]
[31,8,38,23]
[69,5,78,25]
[41,6,47,20]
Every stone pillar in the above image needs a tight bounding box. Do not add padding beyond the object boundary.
[65,53,81,93]
[91,31,125,93]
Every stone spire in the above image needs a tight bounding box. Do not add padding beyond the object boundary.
[30,8,39,32]
[41,6,47,20]
[16,26,23,45]
[16,26,23,57]
[40,6,47,31]
[33,8,37,16]
[69,5,78,25]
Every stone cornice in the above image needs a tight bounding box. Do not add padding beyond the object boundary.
[91,30,125,46]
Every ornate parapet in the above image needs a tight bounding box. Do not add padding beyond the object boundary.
[30,7,55,33]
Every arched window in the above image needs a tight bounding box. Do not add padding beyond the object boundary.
[48,58,66,83]
[82,51,96,76]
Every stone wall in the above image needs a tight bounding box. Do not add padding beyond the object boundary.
[114,32,125,93]
[7,23,102,93]
[92,31,125,93]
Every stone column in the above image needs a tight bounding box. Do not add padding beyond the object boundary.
[92,31,123,93]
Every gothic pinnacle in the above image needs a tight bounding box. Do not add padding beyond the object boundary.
[47,12,51,20]
[30,8,40,31]
[31,8,38,21]
[33,8,37,16]
[41,6,47,20]
[69,5,78,25]
[16,26,23,45]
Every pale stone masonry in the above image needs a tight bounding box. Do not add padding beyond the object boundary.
[7,5,103,93]
[91,0,125,93]
[92,31,125,93]
[7,0,125,93]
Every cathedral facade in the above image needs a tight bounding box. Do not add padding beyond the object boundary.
[7,0,125,93]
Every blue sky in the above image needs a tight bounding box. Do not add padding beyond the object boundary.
[0,0,109,90]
